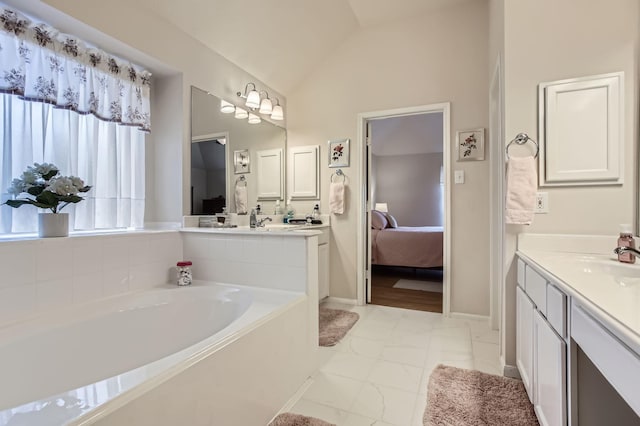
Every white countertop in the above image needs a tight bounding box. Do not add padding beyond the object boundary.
[180,224,327,237]
[517,235,640,355]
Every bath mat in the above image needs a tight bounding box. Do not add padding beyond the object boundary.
[424,365,538,426]
[269,412,335,426]
[393,279,443,293]
[319,306,359,346]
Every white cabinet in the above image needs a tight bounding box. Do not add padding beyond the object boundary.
[288,145,319,199]
[317,228,330,301]
[534,310,567,426]
[256,148,284,200]
[517,258,568,426]
[517,286,535,401]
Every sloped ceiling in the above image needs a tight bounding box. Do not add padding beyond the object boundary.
[135,0,475,95]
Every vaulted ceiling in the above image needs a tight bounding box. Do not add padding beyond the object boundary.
[135,0,474,95]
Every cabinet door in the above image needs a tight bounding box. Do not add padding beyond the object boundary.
[517,286,535,402]
[534,310,567,426]
[288,145,319,199]
[318,243,329,300]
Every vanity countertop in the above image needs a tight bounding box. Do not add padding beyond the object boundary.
[180,224,327,237]
[518,245,640,355]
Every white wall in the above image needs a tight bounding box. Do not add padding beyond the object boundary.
[500,0,640,366]
[373,153,443,226]
[287,1,491,315]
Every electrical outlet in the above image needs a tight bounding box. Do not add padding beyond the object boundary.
[535,192,549,213]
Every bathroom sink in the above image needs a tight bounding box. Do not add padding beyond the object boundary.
[548,255,640,287]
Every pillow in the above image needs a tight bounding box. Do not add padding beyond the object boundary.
[385,213,398,228]
[371,210,388,230]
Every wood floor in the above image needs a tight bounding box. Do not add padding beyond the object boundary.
[370,266,443,313]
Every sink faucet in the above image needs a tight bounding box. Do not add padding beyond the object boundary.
[614,246,640,257]
[256,217,272,227]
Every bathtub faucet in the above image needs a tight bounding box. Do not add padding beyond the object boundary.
[256,217,272,227]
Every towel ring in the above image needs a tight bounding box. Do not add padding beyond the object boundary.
[331,169,346,183]
[506,133,539,159]
[235,175,247,186]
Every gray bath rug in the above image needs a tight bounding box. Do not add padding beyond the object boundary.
[269,412,335,426]
[393,279,443,293]
[319,306,360,346]
[425,364,539,426]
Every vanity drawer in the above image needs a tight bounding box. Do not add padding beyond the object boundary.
[517,259,526,290]
[546,284,567,338]
[525,265,547,315]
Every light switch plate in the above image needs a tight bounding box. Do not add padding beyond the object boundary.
[535,192,549,213]
[454,170,465,184]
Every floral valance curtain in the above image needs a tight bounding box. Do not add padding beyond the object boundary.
[0,6,151,132]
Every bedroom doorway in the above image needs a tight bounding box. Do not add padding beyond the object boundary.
[357,103,451,314]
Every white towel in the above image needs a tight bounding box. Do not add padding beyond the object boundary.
[329,182,345,215]
[235,184,248,215]
[505,156,537,225]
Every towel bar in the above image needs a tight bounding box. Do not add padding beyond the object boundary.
[506,133,539,159]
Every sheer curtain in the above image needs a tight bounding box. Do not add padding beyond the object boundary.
[0,93,145,234]
[0,5,150,234]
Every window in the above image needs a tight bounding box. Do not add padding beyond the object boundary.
[0,6,151,234]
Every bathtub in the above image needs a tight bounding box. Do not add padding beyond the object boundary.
[0,282,314,425]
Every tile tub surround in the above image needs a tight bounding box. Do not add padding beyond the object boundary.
[285,302,500,426]
[0,230,182,326]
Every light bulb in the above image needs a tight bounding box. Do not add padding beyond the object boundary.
[235,107,248,119]
[259,98,273,114]
[270,104,284,121]
[220,100,235,114]
[248,113,261,124]
[245,90,260,109]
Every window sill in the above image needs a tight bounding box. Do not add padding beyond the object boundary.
[0,226,180,242]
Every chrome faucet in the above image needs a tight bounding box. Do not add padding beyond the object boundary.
[256,217,272,227]
[614,246,640,257]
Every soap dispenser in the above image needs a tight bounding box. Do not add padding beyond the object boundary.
[617,224,636,264]
[312,204,320,220]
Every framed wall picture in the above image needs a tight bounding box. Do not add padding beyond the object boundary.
[328,138,350,168]
[456,128,485,161]
[234,149,250,174]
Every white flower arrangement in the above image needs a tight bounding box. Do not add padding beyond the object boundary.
[4,163,91,213]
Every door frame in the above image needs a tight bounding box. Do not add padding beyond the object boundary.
[356,103,451,316]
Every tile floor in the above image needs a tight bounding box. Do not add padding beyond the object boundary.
[288,301,501,426]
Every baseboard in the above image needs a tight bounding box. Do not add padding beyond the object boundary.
[324,296,358,305]
[503,364,521,379]
[449,312,490,322]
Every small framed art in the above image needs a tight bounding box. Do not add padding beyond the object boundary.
[456,129,485,161]
[234,149,250,174]
[328,138,349,168]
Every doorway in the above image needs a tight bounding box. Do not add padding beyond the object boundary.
[356,103,451,315]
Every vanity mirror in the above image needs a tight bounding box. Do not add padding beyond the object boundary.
[190,87,286,215]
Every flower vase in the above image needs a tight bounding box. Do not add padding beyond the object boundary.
[38,213,69,238]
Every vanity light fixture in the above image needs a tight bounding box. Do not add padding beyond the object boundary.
[270,98,284,121]
[258,91,273,114]
[248,113,261,124]
[238,83,285,121]
[235,106,248,119]
[220,100,235,114]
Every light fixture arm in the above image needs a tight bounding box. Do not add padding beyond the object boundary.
[237,82,257,99]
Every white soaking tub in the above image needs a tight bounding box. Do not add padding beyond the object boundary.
[0,282,312,426]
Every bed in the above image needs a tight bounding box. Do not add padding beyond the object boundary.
[370,210,443,269]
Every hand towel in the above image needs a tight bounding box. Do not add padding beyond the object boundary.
[235,184,248,215]
[329,182,345,215]
[505,156,537,225]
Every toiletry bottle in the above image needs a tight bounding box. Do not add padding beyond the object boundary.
[255,204,261,215]
[250,209,257,228]
[284,198,295,223]
[617,224,636,264]
[312,204,320,220]
[274,200,282,215]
